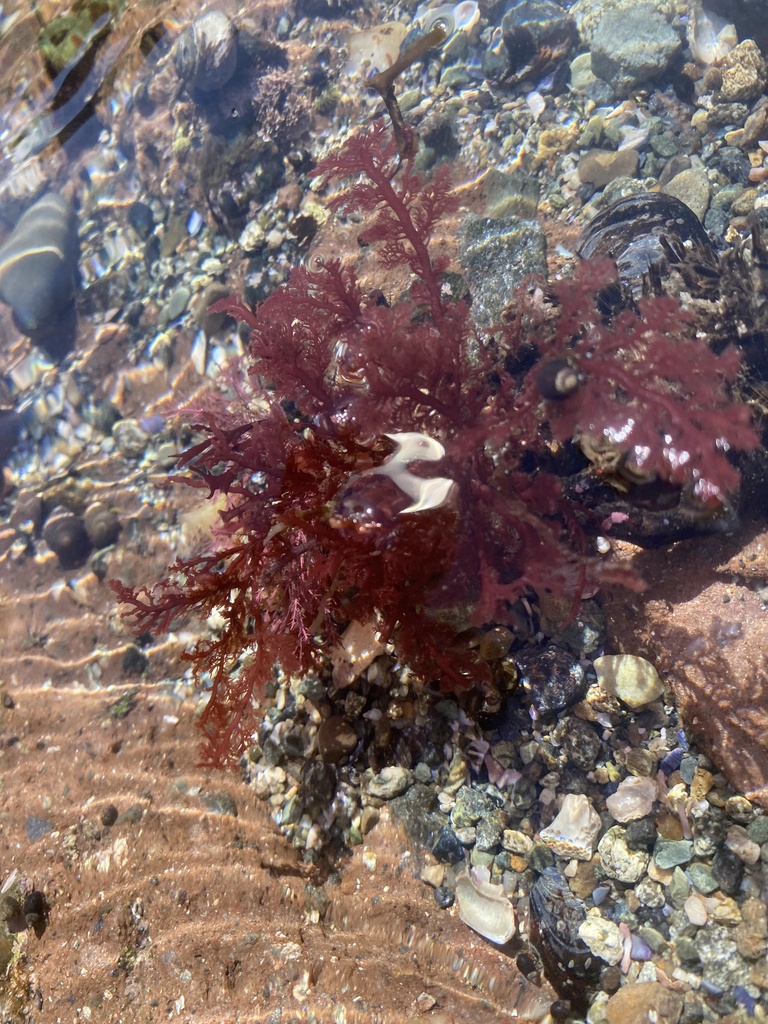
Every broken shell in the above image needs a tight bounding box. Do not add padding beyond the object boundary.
[455,865,516,944]
[540,793,602,861]
[687,5,737,66]
[173,11,238,93]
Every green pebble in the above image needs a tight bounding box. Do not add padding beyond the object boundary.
[746,817,768,844]
[667,866,690,908]
[653,838,693,869]
[528,842,555,872]
[688,863,718,895]
[637,926,668,953]
[470,848,495,869]
[676,936,700,964]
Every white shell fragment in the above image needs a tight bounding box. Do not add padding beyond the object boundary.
[594,654,664,708]
[455,866,516,944]
[687,5,737,66]
[540,793,602,861]
[606,776,658,823]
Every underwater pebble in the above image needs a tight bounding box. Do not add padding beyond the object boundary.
[366,766,412,800]
[725,825,761,864]
[711,845,745,895]
[113,419,150,459]
[589,1,681,98]
[718,39,767,103]
[653,838,693,869]
[0,192,79,361]
[594,654,664,709]
[603,981,684,1024]
[684,893,708,927]
[578,914,623,965]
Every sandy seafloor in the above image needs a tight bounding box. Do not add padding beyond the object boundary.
[1,0,768,1020]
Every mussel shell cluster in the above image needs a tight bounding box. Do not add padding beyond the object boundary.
[173,11,238,93]
[575,191,717,295]
[0,193,79,361]
[529,866,600,1012]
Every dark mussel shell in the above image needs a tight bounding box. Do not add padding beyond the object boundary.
[0,193,79,361]
[575,192,718,296]
[529,866,600,1013]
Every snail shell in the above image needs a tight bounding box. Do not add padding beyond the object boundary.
[42,507,92,569]
[83,501,120,549]
[173,11,238,93]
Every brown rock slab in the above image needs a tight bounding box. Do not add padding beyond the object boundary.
[605,981,684,1024]
[0,685,555,1022]
[603,524,768,808]
[577,148,639,187]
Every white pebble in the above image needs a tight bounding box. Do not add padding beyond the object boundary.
[684,894,708,926]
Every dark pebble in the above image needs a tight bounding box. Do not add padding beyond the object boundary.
[200,790,238,816]
[100,804,119,827]
[127,201,155,239]
[559,717,602,771]
[431,826,466,865]
[389,784,446,849]
[121,646,149,676]
[625,816,660,850]
[25,816,54,841]
[317,715,358,764]
[301,759,337,808]
[23,890,46,928]
[508,775,537,814]
[118,803,144,825]
[0,407,21,467]
[712,146,751,184]
[1,692,14,709]
[515,644,587,715]
[433,885,454,909]
[528,842,555,872]
[710,845,744,896]
[451,786,495,828]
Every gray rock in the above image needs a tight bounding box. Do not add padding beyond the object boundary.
[598,825,650,883]
[663,168,711,222]
[590,2,681,98]
[458,214,546,327]
[366,765,413,800]
[451,786,496,828]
